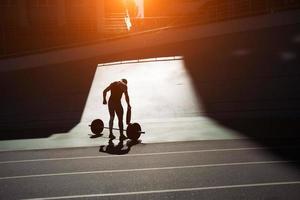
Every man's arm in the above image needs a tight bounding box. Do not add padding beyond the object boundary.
[103,85,111,104]
[124,89,131,108]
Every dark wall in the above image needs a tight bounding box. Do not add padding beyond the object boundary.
[0,59,98,140]
[183,25,300,118]
[181,24,300,139]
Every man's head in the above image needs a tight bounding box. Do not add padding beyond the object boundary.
[121,79,127,85]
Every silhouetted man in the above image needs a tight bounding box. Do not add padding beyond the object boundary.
[103,79,131,140]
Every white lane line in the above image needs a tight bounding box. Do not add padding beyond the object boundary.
[0,147,272,164]
[0,160,294,180]
[22,181,300,200]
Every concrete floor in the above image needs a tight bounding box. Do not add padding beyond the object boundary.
[0,56,297,152]
[1,140,299,200]
[0,57,245,151]
[0,116,244,151]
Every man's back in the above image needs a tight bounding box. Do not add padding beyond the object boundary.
[109,81,127,102]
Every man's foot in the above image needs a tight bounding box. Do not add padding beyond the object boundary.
[109,134,116,139]
[119,134,127,140]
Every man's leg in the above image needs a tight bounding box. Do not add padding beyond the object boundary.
[116,103,126,139]
[108,102,116,139]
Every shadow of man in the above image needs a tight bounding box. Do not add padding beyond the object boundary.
[99,138,141,155]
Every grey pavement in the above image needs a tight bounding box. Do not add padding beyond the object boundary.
[0,139,300,200]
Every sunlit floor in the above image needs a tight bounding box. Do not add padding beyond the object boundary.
[0,57,246,151]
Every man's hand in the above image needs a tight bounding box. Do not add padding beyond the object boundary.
[126,105,131,125]
[103,99,107,105]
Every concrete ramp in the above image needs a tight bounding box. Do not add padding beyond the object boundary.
[0,57,243,151]
[81,56,201,123]
[70,56,242,143]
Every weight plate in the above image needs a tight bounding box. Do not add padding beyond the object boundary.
[90,119,104,135]
[126,123,141,141]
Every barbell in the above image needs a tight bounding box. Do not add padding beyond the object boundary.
[89,119,145,141]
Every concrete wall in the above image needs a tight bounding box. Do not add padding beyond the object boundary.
[2,10,299,71]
